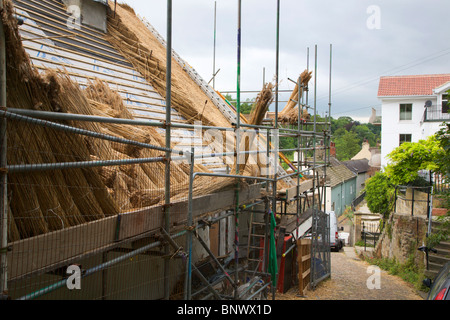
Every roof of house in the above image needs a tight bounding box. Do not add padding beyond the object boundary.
[319,158,356,188]
[378,74,450,97]
[326,165,357,188]
[343,159,370,174]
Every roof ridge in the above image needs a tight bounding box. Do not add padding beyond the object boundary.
[380,73,450,79]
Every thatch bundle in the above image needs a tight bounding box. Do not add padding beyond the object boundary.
[106,3,231,128]
[2,0,123,241]
[1,0,297,242]
[249,82,274,126]
[278,70,313,125]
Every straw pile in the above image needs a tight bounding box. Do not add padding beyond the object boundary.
[249,82,274,126]
[2,0,120,241]
[2,1,213,241]
[278,70,312,125]
[106,3,231,128]
[105,3,287,187]
[1,0,296,241]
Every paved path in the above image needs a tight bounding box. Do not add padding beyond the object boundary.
[277,247,424,300]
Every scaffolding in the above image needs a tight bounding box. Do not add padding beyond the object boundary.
[0,0,332,300]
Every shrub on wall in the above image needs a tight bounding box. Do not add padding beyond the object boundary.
[364,172,395,217]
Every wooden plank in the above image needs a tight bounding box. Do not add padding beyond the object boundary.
[297,238,311,296]
[7,215,117,280]
[302,269,310,278]
[7,184,263,281]
[19,21,127,63]
[286,179,314,201]
[302,254,311,262]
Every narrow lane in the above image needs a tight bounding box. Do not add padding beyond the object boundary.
[277,247,424,300]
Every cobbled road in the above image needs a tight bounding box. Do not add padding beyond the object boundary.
[277,248,424,300]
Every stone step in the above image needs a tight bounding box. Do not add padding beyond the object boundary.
[433,241,450,252]
[424,269,438,280]
[429,253,450,265]
[429,261,444,273]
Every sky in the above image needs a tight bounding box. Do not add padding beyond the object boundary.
[119,0,450,123]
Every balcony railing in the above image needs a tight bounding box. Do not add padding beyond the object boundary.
[423,104,450,122]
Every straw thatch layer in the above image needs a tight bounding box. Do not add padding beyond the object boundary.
[106,3,231,128]
[249,82,274,126]
[279,70,313,125]
[1,0,298,241]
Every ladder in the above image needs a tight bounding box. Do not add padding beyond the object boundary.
[246,210,267,276]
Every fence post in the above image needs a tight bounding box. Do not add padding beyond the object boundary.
[363,222,366,252]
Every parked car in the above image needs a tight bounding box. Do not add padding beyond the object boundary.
[423,261,450,300]
[327,211,344,252]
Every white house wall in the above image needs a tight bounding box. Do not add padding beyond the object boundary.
[380,97,442,168]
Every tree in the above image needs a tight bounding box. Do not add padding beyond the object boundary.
[334,130,361,161]
[385,135,443,186]
[352,124,377,147]
[223,94,254,114]
[435,122,450,209]
[365,172,395,217]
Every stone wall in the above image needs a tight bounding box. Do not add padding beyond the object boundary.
[395,189,429,217]
[375,212,428,268]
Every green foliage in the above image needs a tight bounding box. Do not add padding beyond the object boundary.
[363,254,426,291]
[435,122,450,209]
[426,215,450,249]
[364,172,395,216]
[334,130,361,161]
[330,116,381,161]
[385,135,443,186]
[223,94,254,114]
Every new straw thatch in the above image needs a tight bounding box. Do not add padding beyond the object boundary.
[106,3,231,129]
[2,0,297,241]
[278,70,313,125]
[249,82,274,126]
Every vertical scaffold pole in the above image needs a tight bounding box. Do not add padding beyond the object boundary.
[234,0,242,300]
[271,0,280,301]
[274,0,280,130]
[163,0,172,301]
[212,1,217,89]
[185,148,195,300]
[325,44,332,211]
[0,0,8,297]
[312,45,317,209]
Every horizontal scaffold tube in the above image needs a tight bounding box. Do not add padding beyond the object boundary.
[1,110,171,153]
[7,156,167,173]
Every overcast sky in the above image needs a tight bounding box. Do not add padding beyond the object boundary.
[120,0,450,122]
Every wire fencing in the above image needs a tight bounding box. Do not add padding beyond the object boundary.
[3,111,192,300]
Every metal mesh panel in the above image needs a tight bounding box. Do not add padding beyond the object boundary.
[310,209,331,289]
[3,115,186,300]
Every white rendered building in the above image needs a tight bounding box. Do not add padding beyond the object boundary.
[378,74,450,168]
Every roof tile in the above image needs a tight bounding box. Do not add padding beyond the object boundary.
[378,74,450,97]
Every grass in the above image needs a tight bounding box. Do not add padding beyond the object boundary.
[355,240,375,248]
[362,254,428,292]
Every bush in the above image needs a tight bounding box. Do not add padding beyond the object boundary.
[364,172,395,217]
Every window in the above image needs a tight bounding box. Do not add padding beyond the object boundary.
[399,104,412,120]
[443,94,449,114]
[399,134,412,146]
